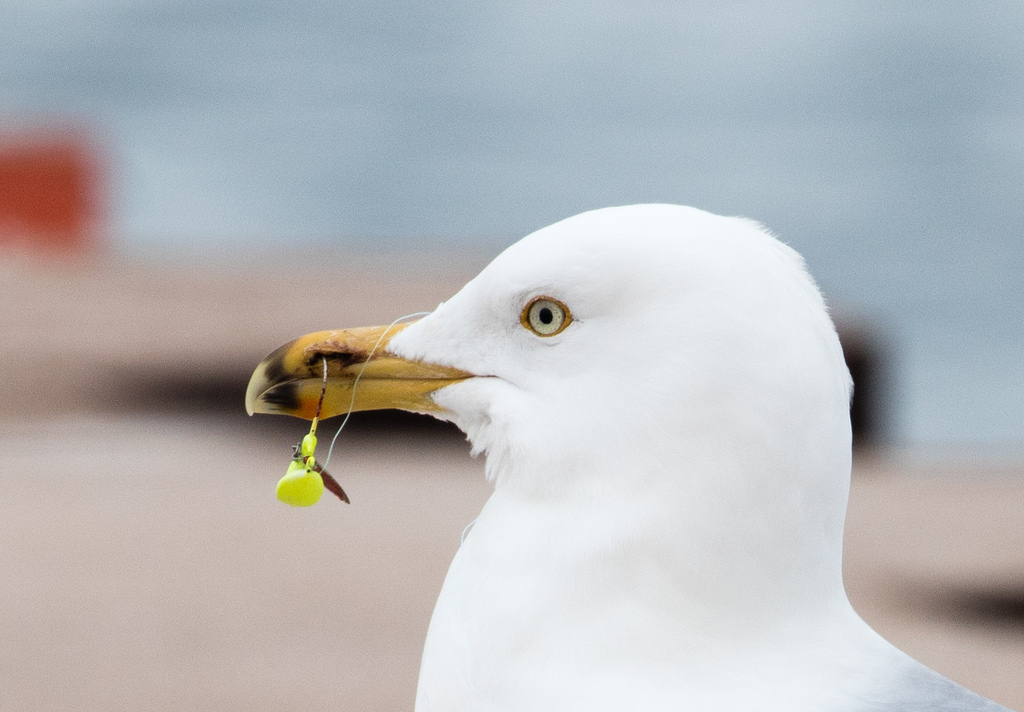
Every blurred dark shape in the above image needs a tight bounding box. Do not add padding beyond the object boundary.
[840,324,884,448]
[0,129,102,254]
[105,366,464,440]
[934,586,1024,629]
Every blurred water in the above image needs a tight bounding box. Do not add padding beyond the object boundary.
[806,246,1024,451]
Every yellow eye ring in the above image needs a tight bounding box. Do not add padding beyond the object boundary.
[521,296,572,337]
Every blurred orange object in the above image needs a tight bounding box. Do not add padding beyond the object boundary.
[0,131,102,254]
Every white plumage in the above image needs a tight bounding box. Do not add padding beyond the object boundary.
[379,205,1011,711]
[231,203,1013,711]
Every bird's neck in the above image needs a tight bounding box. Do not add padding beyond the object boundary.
[477,435,852,636]
[417,436,860,711]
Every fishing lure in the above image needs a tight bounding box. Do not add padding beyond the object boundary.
[272,312,430,508]
[275,358,349,506]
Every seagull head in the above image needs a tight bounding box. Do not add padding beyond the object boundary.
[245,205,1008,712]
[247,204,854,619]
[248,203,851,491]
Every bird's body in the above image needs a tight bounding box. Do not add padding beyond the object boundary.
[248,204,1014,711]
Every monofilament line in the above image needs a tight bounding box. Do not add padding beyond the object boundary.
[311,355,329,435]
[321,311,432,469]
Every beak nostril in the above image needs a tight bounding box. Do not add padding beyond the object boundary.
[316,351,359,367]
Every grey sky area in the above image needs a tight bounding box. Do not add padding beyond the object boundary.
[1,2,1023,448]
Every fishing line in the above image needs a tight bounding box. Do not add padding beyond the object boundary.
[321,311,432,470]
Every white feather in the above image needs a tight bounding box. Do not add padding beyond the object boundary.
[387,204,1010,712]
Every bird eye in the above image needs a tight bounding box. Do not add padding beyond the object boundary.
[521,297,572,337]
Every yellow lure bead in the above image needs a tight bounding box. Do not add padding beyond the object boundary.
[300,432,317,458]
[276,459,324,507]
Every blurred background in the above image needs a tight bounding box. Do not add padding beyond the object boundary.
[1,2,1022,710]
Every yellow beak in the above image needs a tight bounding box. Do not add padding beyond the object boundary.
[245,322,473,420]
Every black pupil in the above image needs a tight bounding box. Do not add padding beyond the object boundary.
[538,307,554,325]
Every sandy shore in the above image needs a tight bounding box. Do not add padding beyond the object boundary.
[1,257,1022,710]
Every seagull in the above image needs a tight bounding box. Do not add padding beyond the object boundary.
[246,204,1013,712]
